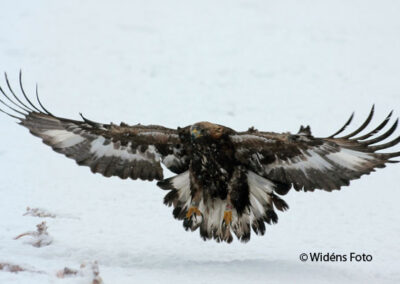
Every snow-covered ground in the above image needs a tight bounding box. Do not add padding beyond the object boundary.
[1,0,400,283]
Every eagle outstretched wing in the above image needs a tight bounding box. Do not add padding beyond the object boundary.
[1,73,400,244]
[0,73,190,180]
[231,106,400,194]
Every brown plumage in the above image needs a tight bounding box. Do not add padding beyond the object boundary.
[1,73,399,243]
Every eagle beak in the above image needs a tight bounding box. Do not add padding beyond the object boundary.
[191,128,201,139]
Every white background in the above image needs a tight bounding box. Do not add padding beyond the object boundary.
[0,1,399,283]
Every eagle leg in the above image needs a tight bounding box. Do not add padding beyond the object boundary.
[185,206,202,219]
[183,206,203,231]
[222,203,233,226]
[183,185,203,230]
[220,202,234,243]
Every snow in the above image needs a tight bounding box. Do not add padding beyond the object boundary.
[0,0,400,283]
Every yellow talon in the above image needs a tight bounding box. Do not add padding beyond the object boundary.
[186,207,202,219]
[223,210,232,225]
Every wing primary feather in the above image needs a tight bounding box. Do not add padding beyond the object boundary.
[327,112,354,138]
[0,105,23,120]
[4,72,34,112]
[368,134,400,151]
[361,118,398,145]
[385,151,400,158]
[0,84,31,114]
[339,105,375,139]
[0,97,28,116]
[79,112,100,127]
[18,71,43,113]
[352,110,393,141]
[35,84,54,116]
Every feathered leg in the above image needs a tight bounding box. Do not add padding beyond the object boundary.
[183,188,203,231]
[221,195,233,243]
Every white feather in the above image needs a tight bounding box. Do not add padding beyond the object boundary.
[171,171,191,204]
[43,130,85,148]
[89,136,161,162]
[263,144,374,175]
[247,171,274,218]
[326,148,374,170]
[208,199,227,233]
[162,154,178,167]
[230,134,274,143]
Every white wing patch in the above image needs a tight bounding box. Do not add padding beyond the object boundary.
[43,130,162,164]
[326,148,374,170]
[43,130,85,148]
[263,145,375,175]
[89,136,161,162]
[36,124,165,180]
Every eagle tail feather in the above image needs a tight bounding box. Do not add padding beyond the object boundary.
[158,170,288,243]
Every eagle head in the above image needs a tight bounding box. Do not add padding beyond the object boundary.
[190,122,226,140]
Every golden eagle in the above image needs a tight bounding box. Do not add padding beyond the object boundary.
[1,73,399,243]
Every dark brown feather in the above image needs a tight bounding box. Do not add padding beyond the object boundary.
[231,107,400,193]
